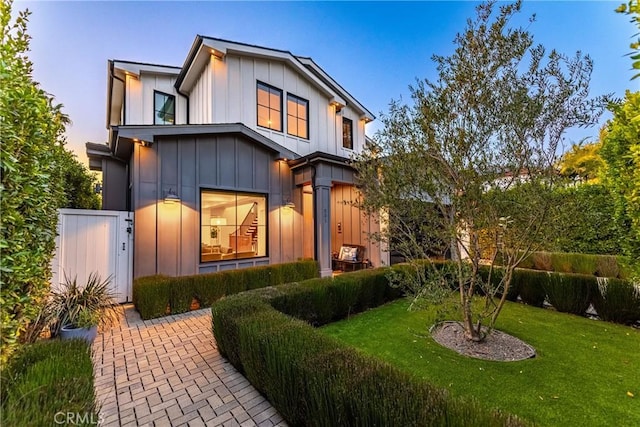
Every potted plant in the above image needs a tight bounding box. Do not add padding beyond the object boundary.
[48,272,121,343]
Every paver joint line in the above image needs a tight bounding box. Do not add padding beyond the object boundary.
[93,305,286,426]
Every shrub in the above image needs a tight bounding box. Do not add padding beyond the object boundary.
[592,278,640,324]
[531,252,553,272]
[517,251,628,278]
[132,275,171,319]
[514,269,546,307]
[1,340,97,426]
[542,272,595,315]
[212,275,528,426]
[595,255,621,278]
[133,260,318,320]
[169,276,194,314]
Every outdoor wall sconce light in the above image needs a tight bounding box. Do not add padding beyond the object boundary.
[283,198,295,209]
[164,188,180,204]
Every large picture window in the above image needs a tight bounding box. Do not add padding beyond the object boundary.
[200,191,267,262]
[257,82,282,132]
[154,91,175,125]
[287,94,308,139]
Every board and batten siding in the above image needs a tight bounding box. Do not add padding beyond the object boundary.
[125,73,187,126]
[186,53,365,158]
[131,134,303,278]
[330,184,383,268]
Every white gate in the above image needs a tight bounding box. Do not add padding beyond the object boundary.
[51,209,134,303]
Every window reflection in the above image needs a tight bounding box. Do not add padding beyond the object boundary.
[201,191,267,262]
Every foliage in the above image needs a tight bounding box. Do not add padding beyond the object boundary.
[600,91,640,275]
[616,0,640,79]
[514,269,546,307]
[546,184,623,255]
[542,272,595,315]
[558,140,605,183]
[354,0,606,341]
[516,251,629,278]
[0,1,67,361]
[593,277,640,324]
[212,271,528,426]
[58,148,101,209]
[1,339,98,426]
[323,299,640,427]
[47,273,120,334]
[132,260,319,320]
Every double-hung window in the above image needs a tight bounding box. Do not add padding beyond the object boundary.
[154,91,175,125]
[257,82,282,131]
[287,94,308,139]
[342,117,353,149]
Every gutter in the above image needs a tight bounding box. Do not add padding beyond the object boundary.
[175,35,203,91]
[108,61,126,128]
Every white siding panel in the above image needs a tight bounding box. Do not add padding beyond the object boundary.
[241,57,255,128]
[182,53,366,158]
[212,56,228,123]
[126,76,143,125]
[227,56,242,122]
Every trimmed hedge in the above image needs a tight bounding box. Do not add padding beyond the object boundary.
[504,268,640,323]
[1,340,97,426]
[212,269,528,426]
[133,260,318,320]
[516,251,630,279]
[542,272,595,315]
[593,278,640,324]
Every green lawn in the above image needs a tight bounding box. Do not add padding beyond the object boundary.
[322,299,640,426]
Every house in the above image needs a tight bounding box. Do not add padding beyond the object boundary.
[87,36,388,279]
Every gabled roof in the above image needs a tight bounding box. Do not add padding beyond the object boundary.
[111,59,181,77]
[175,36,374,121]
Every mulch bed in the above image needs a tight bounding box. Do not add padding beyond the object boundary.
[431,321,536,361]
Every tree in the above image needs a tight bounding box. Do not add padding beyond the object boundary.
[354,1,606,341]
[600,90,640,265]
[0,0,89,361]
[58,147,101,210]
[558,138,605,183]
[616,0,640,79]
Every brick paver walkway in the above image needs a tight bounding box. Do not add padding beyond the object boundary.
[93,306,286,426]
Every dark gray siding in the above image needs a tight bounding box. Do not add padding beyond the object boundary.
[101,159,128,211]
[132,133,301,278]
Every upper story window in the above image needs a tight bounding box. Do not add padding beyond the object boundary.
[286,94,309,139]
[342,117,353,150]
[257,82,282,132]
[154,91,175,125]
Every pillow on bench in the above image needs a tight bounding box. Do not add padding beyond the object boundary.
[338,246,358,262]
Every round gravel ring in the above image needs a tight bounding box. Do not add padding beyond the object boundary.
[431,321,536,361]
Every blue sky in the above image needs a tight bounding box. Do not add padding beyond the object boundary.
[15,1,638,164]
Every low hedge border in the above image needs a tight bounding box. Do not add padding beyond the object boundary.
[1,339,97,426]
[494,268,640,323]
[515,251,631,279]
[213,269,528,426]
[133,260,318,320]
